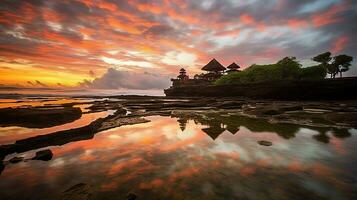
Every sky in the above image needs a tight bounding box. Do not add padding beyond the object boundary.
[0,0,356,93]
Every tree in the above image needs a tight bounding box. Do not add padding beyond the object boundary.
[312,52,334,78]
[332,54,353,78]
[312,52,332,64]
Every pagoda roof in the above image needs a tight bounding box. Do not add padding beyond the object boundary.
[201,126,225,140]
[227,62,240,69]
[201,59,226,72]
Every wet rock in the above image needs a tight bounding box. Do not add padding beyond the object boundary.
[0,106,82,128]
[279,105,303,112]
[9,156,24,163]
[258,140,272,146]
[324,112,357,127]
[262,109,282,115]
[212,101,244,109]
[98,116,150,132]
[0,161,4,175]
[61,183,92,200]
[126,193,137,200]
[32,149,53,161]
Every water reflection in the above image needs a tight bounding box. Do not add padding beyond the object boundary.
[0,115,356,199]
[0,98,93,109]
[173,113,352,143]
[0,110,114,144]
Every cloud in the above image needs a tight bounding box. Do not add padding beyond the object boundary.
[87,68,171,90]
[35,80,47,87]
[0,0,357,87]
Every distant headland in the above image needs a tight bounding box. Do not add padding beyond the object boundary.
[165,52,357,100]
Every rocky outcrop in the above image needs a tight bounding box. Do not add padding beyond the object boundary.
[0,106,82,128]
[165,77,357,100]
[32,149,53,161]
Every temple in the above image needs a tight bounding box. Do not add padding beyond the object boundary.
[168,59,241,88]
[226,62,241,74]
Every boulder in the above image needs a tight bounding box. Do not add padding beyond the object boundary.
[258,140,272,146]
[9,156,24,163]
[32,149,53,161]
[127,193,137,200]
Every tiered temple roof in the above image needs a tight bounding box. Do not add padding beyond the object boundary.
[201,59,226,72]
[177,68,188,80]
[226,62,241,73]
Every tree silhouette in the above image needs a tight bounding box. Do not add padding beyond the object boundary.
[312,52,334,78]
[312,52,332,64]
[333,54,353,78]
[312,52,353,78]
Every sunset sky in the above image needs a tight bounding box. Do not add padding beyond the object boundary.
[0,0,356,92]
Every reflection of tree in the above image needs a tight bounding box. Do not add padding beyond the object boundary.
[172,112,352,143]
[177,117,188,131]
[313,132,330,143]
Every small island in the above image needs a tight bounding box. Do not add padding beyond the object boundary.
[165,52,356,100]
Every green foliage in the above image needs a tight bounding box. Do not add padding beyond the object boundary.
[300,65,327,80]
[312,52,332,64]
[333,54,353,77]
[312,52,353,78]
[215,52,353,85]
[215,57,303,85]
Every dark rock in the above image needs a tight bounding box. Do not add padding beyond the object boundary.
[0,106,82,128]
[279,105,303,112]
[32,149,53,161]
[263,109,282,115]
[127,193,137,200]
[61,183,92,200]
[213,101,244,109]
[9,156,24,163]
[258,140,272,146]
[0,161,4,175]
[164,77,357,100]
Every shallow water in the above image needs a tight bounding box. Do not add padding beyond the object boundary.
[0,100,357,199]
[0,110,114,144]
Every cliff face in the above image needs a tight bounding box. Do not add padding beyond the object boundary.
[164,77,357,100]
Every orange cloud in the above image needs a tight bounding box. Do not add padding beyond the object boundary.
[287,19,308,29]
[312,3,348,27]
[240,14,256,25]
[332,36,349,53]
[107,17,142,34]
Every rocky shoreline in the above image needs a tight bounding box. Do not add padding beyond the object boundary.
[0,96,357,199]
[0,97,356,165]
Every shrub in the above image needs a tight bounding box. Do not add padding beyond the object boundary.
[300,65,327,80]
[215,57,302,85]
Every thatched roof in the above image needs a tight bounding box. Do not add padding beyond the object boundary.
[201,59,226,72]
[227,62,240,69]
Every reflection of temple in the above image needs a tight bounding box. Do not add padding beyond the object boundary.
[174,114,240,140]
[173,113,352,142]
[226,124,240,135]
[201,126,226,140]
[168,59,241,88]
